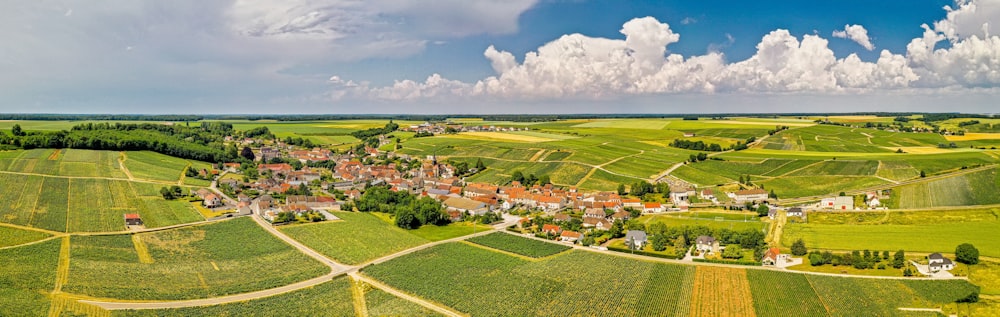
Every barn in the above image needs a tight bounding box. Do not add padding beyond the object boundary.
[124,213,143,226]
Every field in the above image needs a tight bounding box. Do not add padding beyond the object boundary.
[63,218,329,300]
[363,243,696,317]
[638,211,766,231]
[466,232,571,258]
[0,149,126,178]
[124,151,210,184]
[0,225,52,247]
[758,176,888,198]
[0,238,61,317]
[116,277,356,317]
[783,208,1000,257]
[746,270,828,316]
[689,266,755,317]
[365,287,443,317]
[891,168,1000,208]
[406,221,493,241]
[278,212,430,265]
[0,174,202,232]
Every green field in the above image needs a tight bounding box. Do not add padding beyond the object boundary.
[638,212,766,231]
[365,287,443,317]
[64,218,329,300]
[891,168,1000,208]
[759,176,888,198]
[279,212,430,265]
[116,277,356,317]
[0,149,127,178]
[363,243,696,317]
[0,174,202,232]
[783,208,1000,257]
[466,232,571,258]
[124,151,212,184]
[0,238,60,316]
[0,225,52,248]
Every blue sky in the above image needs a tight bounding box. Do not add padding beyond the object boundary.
[1,0,998,114]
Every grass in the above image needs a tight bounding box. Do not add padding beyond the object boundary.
[891,168,1000,208]
[279,212,430,265]
[466,232,571,258]
[115,277,356,317]
[363,243,696,317]
[638,212,766,231]
[124,151,202,183]
[806,275,978,316]
[746,270,828,317]
[407,221,492,241]
[64,218,329,300]
[783,215,1000,257]
[759,176,888,198]
[0,238,61,317]
[0,225,52,248]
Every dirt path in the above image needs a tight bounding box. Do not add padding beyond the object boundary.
[178,162,191,186]
[0,170,187,187]
[118,152,134,181]
[528,149,546,162]
[52,237,71,294]
[351,273,467,317]
[350,277,370,317]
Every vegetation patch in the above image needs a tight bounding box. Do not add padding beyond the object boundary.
[0,239,60,317]
[365,287,443,317]
[64,218,328,300]
[279,212,430,265]
[689,266,756,317]
[0,225,52,248]
[466,232,571,258]
[746,270,828,316]
[116,277,356,317]
[891,168,1000,208]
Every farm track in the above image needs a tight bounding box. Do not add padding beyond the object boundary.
[777,164,998,205]
[118,152,134,181]
[350,277,370,317]
[178,162,191,186]
[0,170,192,187]
[350,273,467,317]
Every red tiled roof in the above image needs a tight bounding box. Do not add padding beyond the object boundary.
[124,213,141,219]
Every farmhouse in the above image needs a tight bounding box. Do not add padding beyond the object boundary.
[699,189,715,200]
[583,208,608,219]
[643,202,663,213]
[553,213,571,222]
[668,186,695,205]
[821,196,855,210]
[559,231,582,243]
[542,224,562,235]
[203,193,222,208]
[611,210,631,221]
[622,198,642,209]
[761,248,785,266]
[928,253,955,272]
[733,189,768,204]
[582,217,612,230]
[443,197,490,216]
[695,235,718,253]
[787,207,804,217]
[624,230,648,250]
[124,213,143,226]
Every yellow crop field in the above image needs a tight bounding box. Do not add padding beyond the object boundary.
[445,131,559,143]
[945,133,1000,141]
[690,266,756,317]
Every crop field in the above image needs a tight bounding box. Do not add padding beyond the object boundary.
[876,160,921,181]
[279,212,430,265]
[639,212,766,231]
[0,239,61,317]
[672,164,736,185]
[573,119,670,130]
[689,266,756,317]
[580,169,643,191]
[891,168,1000,208]
[806,275,978,316]
[407,221,493,242]
[746,270,828,316]
[758,176,888,198]
[466,232,571,258]
[0,149,127,178]
[783,213,1000,257]
[787,160,879,176]
[365,287,443,317]
[363,243,696,317]
[116,277,356,317]
[124,151,212,183]
[0,225,52,248]
[64,218,328,300]
[444,131,564,143]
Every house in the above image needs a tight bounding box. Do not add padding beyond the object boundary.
[695,235,718,253]
[624,230,648,250]
[582,217,612,230]
[762,248,783,266]
[821,196,854,210]
[541,224,562,235]
[699,189,715,200]
[734,189,768,204]
[867,197,881,208]
[767,209,777,219]
[668,186,695,205]
[560,231,582,243]
[787,207,804,217]
[611,210,631,221]
[583,208,607,219]
[553,213,571,222]
[622,198,642,209]
[124,213,143,226]
[258,163,294,174]
[203,193,222,208]
[642,202,663,213]
[928,253,955,272]
[447,210,463,222]
[443,197,490,216]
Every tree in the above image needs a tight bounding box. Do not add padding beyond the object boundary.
[650,234,668,251]
[768,189,778,199]
[722,245,743,259]
[903,267,914,277]
[617,184,627,196]
[756,204,769,217]
[920,170,926,178]
[892,250,906,269]
[537,175,551,185]
[955,243,980,264]
[475,158,486,171]
[11,124,24,137]
[159,187,174,200]
[511,171,525,184]
[791,238,808,256]
[673,236,687,255]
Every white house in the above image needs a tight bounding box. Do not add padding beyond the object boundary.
[733,189,768,204]
[625,230,648,250]
[928,253,955,272]
[867,198,881,208]
[695,235,718,253]
[787,207,804,217]
[821,196,854,210]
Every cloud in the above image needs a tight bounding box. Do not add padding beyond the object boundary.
[832,24,875,50]
[681,17,696,25]
[336,1,1000,103]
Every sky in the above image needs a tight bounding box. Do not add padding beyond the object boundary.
[2,0,1000,114]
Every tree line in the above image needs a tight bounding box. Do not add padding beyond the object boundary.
[354,186,448,229]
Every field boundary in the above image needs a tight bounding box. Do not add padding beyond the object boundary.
[350,277,370,317]
[350,272,467,317]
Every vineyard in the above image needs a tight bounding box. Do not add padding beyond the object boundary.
[465,232,571,258]
[63,218,329,300]
[689,266,756,317]
[746,270,829,316]
[279,212,430,265]
[365,287,443,317]
[0,149,127,178]
[115,277,356,317]
[363,242,697,316]
[0,225,51,248]
[0,239,61,317]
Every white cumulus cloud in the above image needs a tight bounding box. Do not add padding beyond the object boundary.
[832,24,875,50]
